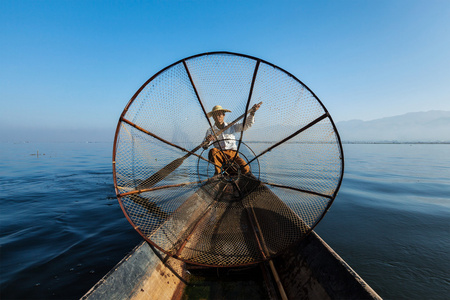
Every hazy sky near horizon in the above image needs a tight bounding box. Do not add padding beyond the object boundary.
[1,0,449,141]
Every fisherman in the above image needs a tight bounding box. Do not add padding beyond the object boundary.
[203,103,262,175]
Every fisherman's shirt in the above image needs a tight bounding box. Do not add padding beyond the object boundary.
[203,114,255,151]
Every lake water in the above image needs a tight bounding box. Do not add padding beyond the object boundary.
[0,142,449,299]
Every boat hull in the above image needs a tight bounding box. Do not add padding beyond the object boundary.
[82,231,381,300]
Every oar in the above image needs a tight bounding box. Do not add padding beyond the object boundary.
[129,194,170,220]
[136,102,262,190]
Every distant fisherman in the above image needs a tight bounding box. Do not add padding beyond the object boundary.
[203,103,262,175]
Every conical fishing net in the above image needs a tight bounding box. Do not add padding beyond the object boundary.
[113,52,344,267]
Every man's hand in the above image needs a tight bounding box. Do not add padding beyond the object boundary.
[202,134,216,149]
[249,102,262,114]
[205,134,216,142]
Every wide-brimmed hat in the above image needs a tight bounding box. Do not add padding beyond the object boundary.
[207,105,231,117]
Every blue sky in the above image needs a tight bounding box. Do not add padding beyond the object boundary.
[1,0,449,142]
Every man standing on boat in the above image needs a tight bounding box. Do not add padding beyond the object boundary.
[203,103,262,175]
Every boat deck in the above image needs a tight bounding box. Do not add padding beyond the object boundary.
[82,230,381,300]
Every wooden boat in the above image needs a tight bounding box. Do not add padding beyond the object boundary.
[82,233,381,300]
[82,176,382,300]
[102,51,382,299]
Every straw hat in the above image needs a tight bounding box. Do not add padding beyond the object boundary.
[207,105,231,117]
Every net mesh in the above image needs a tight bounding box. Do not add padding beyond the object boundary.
[113,52,344,267]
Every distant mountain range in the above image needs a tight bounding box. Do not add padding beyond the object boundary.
[336,110,450,143]
[2,110,448,143]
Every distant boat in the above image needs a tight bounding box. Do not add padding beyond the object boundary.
[82,176,381,300]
